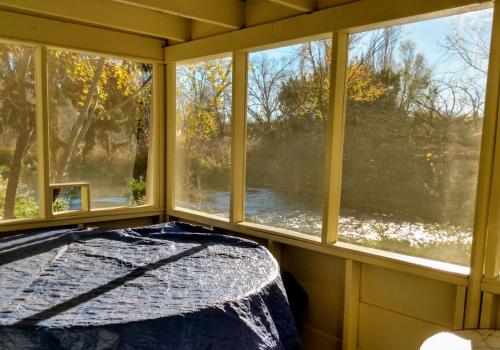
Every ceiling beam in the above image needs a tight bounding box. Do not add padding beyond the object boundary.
[268,0,316,12]
[165,0,490,62]
[114,0,245,29]
[0,10,164,62]
[0,0,189,41]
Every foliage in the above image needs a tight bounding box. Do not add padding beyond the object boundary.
[347,63,387,102]
[48,51,152,184]
[0,44,37,219]
[176,58,232,199]
[53,197,70,212]
[0,43,152,219]
[0,176,37,219]
[128,176,147,206]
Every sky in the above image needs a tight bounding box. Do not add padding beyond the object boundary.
[244,7,494,116]
[176,7,494,119]
[250,7,493,78]
[402,8,492,76]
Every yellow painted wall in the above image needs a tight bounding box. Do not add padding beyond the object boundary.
[282,245,345,349]
[277,244,464,350]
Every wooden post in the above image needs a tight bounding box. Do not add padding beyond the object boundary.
[80,184,91,212]
[146,63,165,209]
[230,51,248,223]
[35,45,51,219]
[343,259,361,350]
[453,285,467,329]
[322,31,349,244]
[165,63,177,214]
[465,2,500,328]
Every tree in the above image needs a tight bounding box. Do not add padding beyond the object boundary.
[396,41,432,114]
[176,58,232,197]
[48,51,152,185]
[0,46,36,219]
[248,54,289,128]
[0,46,152,219]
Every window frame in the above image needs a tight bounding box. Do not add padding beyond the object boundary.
[172,54,234,218]
[0,0,498,330]
[166,2,500,276]
[0,38,164,232]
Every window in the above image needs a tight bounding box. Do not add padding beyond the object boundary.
[51,183,89,213]
[175,57,232,218]
[245,39,331,235]
[47,50,153,210]
[0,43,38,220]
[339,8,493,265]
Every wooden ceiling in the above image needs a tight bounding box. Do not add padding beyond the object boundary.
[0,0,355,44]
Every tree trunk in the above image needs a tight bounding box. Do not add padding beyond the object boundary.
[52,58,105,182]
[3,51,33,219]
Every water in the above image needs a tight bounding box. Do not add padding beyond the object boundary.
[67,196,129,210]
[245,188,323,234]
[176,187,323,234]
[178,187,472,264]
[55,181,132,211]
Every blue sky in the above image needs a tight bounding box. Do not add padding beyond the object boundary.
[403,8,492,75]
[250,7,493,78]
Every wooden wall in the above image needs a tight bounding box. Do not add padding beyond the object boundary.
[282,246,345,349]
[279,245,465,350]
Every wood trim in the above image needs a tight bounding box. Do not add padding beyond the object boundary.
[230,51,248,223]
[322,31,348,244]
[453,285,467,329]
[0,10,165,62]
[343,260,361,350]
[268,0,316,12]
[479,292,497,328]
[146,64,163,208]
[156,64,166,212]
[168,207,470,286]
[481,277,500,293]
[0,0,189,41]
[80,184,90,212]
[484,142,500,278]
[483,0,500,279]
[165,63,177,212]
[35,45,51,220]
[165,0,491,62]
[115,0,244,29]
[0,207,164,233]
[465,1,500,328]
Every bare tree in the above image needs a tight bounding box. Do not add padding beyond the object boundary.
[441,13,491,120]
[247,55,289,125]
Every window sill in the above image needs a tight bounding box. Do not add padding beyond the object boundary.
[168,207,469,286]
[0,206,164,233]
[481,277,500,294]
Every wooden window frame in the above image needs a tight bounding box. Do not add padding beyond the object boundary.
[0,38,165,232]
[165,2,500,322]
[0,0,499,330]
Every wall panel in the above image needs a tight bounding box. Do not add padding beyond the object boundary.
[281,246,345,348]
[358,303,448,350]
[301,324,342,350]
[360,264,457,328]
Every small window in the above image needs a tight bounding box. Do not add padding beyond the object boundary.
[0,43,39,220]
[47,50,153,209]
[175,57,232,218]
[245,39,331,235]
[51,183,90,214]
[339,8,493,265]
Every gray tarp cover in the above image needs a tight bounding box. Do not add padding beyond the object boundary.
[0,222,302,350]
